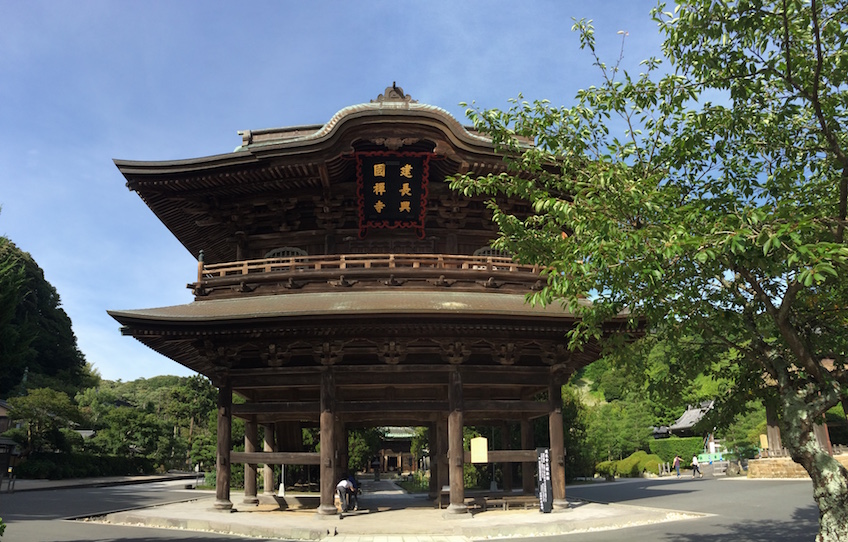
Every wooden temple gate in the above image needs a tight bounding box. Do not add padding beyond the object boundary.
[109,86,629,514]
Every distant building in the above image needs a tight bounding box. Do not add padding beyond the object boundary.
[653,400,714,439]
[376,426,417,473]
[0,400,10,434]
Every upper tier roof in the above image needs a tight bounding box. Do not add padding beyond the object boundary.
[113,85,519,263]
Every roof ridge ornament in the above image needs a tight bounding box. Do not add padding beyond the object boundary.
[371,82,418,104]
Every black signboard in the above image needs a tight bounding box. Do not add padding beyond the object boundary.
[356,152,430,238]
[537,447,553,513]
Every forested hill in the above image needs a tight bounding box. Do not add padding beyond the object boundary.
[0,235,98,398]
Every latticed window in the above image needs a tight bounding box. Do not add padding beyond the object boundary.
[473,246,510,258]
[264,247,308,258]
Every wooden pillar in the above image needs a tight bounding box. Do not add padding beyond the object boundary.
[548,378,567,510]
[276,421,303,496]
[428,422,439,499]
[318,370,337,515]
[814,421,833,456]
[243,416,259,505]
[262,423,276,496]
[521,417,534,495]
[447,368,467,514]
[214,377,233,510]
[337,421,348,480]
[501,423,513,492]
[437,415,449,494]
[765,399,783,456]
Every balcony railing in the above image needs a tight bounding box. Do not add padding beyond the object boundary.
[190,253,545,297]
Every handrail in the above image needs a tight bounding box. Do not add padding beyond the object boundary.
[197,253,541,282]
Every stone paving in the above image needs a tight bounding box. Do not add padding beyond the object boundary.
[98,478,702,541]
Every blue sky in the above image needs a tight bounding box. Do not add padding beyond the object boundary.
[0,0,665,382]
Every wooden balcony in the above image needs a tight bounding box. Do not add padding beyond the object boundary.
[189,253,547,299]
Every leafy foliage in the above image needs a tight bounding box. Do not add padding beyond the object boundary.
[451,2,848,537]
[348,428,384,472]
[0,236,96,398]
[6,388,82,455]
[648,436,705,464]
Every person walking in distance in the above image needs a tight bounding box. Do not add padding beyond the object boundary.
[673,455,681,478]
[691,454,702,478]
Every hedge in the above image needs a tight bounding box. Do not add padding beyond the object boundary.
[648,436,704,463]
[14,453,155,479]
[593,451,664,478]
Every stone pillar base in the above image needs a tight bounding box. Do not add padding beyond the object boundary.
[317,504,339,516]
[445,503,468,515]
[242,496,259,505]
[213,499,233,511]
[552,499,570,511]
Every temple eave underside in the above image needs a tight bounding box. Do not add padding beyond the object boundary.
[112,301,614,428]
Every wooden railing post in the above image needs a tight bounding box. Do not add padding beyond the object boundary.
[197,250,205,284]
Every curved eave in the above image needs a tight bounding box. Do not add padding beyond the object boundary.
[237,103,497,156]
[113,102,501,180]
[108,291,593,326]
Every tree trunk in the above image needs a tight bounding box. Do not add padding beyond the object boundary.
[782,391,848,542]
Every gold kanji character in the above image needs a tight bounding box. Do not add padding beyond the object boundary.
[374,200,386,213]
[373,163,386,177]
[373,182,386,195]
[399,182,412,196]
[400,163,413,178]
[399,201,411,212]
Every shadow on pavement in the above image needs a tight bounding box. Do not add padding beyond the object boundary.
[663,505,819,542]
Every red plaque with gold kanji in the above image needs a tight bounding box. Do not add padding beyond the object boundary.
[356,152,430,238]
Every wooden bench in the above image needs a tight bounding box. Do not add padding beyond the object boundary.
[482,494,539,511]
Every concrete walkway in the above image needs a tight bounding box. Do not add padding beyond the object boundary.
[92,478,702,541]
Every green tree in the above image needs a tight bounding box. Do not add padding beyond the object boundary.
[89,406,179,469]
[0,237,93,397]
[166,375,216,453]
[451,2,848,538]
[6,388,81,455]
[347,428,384,472]
[75,386,122,427]
[560,385,595,479]
[0,236,35,395]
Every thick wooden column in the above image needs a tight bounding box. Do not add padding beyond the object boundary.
[548,378,567,509]
[337,422,348,480]
[214,377,233,510]
[428,422,439,499]
[765,399,783,455]
[262,423,276,496]
[318,370,337,515]
[243,416,259,505]
[275,421,303,496]
[501,423,513,492]
[447,368,467,514]
[436,415,449,494]
[521,417,534,494]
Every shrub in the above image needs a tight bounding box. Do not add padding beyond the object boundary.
[14,453,155,479]
[616,451,648,477]
[638,453,663,475]
[649,437,704,463]
[595,460,616,478]
[595,451,664,478]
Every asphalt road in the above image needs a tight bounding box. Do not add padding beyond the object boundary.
[0,476,822,541]
[506,476,820,542]
[0,480,277,542]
